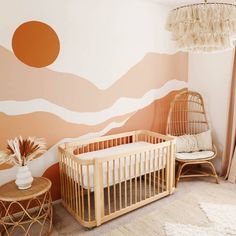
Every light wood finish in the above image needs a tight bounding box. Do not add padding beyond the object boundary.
[58,130,175,228]
[166,91,219,186]
[0,177,52,236]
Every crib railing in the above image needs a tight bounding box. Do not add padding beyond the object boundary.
[58,130,175,228]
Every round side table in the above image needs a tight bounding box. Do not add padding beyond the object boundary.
[0,177,52,236]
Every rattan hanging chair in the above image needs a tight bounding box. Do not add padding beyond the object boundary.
[166,90,219,186]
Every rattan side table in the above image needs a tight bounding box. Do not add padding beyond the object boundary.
[0,177,52,236]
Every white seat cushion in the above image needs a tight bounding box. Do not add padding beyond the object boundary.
[176,151,214,160]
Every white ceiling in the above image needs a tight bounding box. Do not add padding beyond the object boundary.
[155,0,235,7]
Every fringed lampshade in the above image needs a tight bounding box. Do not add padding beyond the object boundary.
[166,1,236,52]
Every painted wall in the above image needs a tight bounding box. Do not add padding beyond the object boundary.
[0,0,188,200]
[188,49,234,171]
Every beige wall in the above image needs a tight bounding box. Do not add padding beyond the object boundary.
[188,49,235,171]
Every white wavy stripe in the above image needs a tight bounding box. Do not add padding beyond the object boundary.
[0,80,187,126]
[0,117,130,185]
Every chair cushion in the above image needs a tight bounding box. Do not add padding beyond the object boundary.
[195,130,213,151]
[175,135,199,153]
[176,151,215,160]
[175,130,213,153]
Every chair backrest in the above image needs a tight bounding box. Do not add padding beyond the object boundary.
[166,90,209,136]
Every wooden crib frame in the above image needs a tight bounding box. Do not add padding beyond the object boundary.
[58,130,176,228]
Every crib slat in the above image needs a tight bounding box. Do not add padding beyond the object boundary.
[119,158,122,210]
[67,157,72,208]
[87,165,91,221]
[63,156,66,205]
[144,151,147,199]
[162,147,165,192]
[69,158,73,210]
[59,154,64,204]
[124,156,127,208]
[135,154,137,204]
[62,155,66,203]
[66,157,71,208]
[68,157,71,207]
[70,158,75,212]
[153,149,156,195]
[63,155,66,204]
[139,153,142,201]
[107,161,111,215]
[166,146,170,193]
[101,164,105,218]
[77,163,81,218]
[73,161,79,215]
[149,151,151,197]
[80,165,85,220]
[113,159,116,212]
[157,149,160,194]
[129,155,132,205]
[72,159,76,211]
[94,161,103,226]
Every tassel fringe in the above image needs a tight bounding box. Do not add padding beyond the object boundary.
[166,3,236,52]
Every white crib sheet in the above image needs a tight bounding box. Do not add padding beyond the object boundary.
[75,142,167,189]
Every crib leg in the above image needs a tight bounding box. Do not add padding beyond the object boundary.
[85,226,95,231]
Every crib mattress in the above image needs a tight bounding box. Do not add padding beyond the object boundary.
[75,142,166,189]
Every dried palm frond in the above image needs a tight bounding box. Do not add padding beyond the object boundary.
[0,150,11,165]
[3,136,47,166]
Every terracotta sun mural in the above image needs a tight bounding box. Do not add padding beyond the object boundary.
[12,21,60,68]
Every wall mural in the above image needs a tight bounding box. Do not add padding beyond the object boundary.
[0,1,188,200]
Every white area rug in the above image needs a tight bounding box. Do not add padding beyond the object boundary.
[165,203,236,236]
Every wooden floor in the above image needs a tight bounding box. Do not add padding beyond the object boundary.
[51,178,236,236]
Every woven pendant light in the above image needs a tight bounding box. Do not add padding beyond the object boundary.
[166,0,236,52]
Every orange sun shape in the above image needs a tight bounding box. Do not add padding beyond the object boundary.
[12,21,60,68]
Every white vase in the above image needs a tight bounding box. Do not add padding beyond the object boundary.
[15,165,33,190]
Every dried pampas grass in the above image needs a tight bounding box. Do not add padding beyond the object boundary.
[0,136,46,166]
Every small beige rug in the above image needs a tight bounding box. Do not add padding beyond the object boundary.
[165,223,223,236]
[165,203,236,236]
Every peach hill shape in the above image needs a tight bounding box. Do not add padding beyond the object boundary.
[0,46,187,112]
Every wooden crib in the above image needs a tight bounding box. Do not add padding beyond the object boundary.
[58,130,176,228]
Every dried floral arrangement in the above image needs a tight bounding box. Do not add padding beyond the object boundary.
[0,136,46,166]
